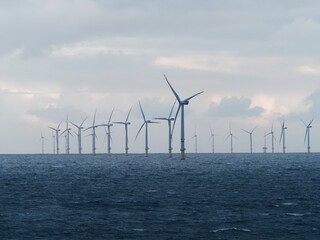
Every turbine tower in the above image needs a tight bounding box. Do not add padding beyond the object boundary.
[85,111,101,155]
[60,114,72,154]
[135,101,158,157]
[209,128,215,154]
[263,130,267,153]
[265,123,275,153]
[280,120,287,153]
[225,126,234,153]
[302,119,313,154]
[164,75,204,160]
[101,108,115,155]
[241,126,257,154]
[153,102,176,157]
[52,133,55,154]
[71,117,87,154]
[190,128,198,153]
[49,120,62,154]
[114,107,132,156]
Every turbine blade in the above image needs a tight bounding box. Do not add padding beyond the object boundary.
[301,119,307,127]
[149,121,160,124]
[224,134,230,142]
[80,117,87,127]
[125,106,132,123]
[279,129,283,144]
[57,120,63,130]
[168,101,176,118]
[108,108,115,124]
[308,119,314,127]
[135,122,146,140]
[139,101,146,122]
[153,118,167,120]
[251,126,258,133]
[114,121,125,124]
[241,129,250,134]
[171,104,181,138]
[304,128,308,144]
[183,91,204,102]
[93,110,97,126]
[164,74,182,103]
[70,122,79,129]
[48,127,56,131]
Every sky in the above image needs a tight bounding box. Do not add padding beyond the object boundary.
[1,0,320,154]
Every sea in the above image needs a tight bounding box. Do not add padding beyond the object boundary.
[1,153,320,239]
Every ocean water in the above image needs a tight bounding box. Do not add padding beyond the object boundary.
[1,153,320,239]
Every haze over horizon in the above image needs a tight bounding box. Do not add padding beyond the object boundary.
[1,0,320,154]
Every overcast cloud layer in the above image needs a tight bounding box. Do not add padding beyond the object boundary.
[1,0,320,153]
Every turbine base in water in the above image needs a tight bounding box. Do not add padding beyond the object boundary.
[125,149,128,156]
[145,150,148,157]
[93,149,96,155]
[108,149,111,155]
[169,149,172,158]
[181,150,185,160]
[308,148,310,154]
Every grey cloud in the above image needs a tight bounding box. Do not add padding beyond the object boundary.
[207,96,264,117]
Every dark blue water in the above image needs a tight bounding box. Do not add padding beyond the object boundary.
[1,153,320,239]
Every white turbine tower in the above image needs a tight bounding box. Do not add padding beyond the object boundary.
[71,118,87,154]
[60,114,72,154]
[280,120,287,153]
[302,119,313,154]
[225,126,234,153]
[49,121,62,154]
[114,107,132,156]
[209,128,216,154]
[265,123,275,153]
[241,126,257,154]
[153,102,176,157]
[135,101,159,157]
[52,132,55,154]
[85,111,101,155]
[164,75,204,160]
[263,130,267,153]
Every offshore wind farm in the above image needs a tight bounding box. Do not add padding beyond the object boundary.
[2,1,320,240]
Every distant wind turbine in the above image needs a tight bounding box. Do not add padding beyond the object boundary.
[101,108,115,155]
[265,122,275,153]
[153,102,176,157]
[241,126,257,153]
[225,126,234,153]
[302,119,313,154]
[279,120,287,153]
[49,120,62,154]
[71,117,87,154]
[85,111,101,155]
[190,128,198,153]
[209,128,216,154]
[40,130,44,154]
[263,130,267,153]
[135,101,159,157]
[114,107,132,156]
[52,132,55,154]
[60,114,72,154]
[164,74,204,160]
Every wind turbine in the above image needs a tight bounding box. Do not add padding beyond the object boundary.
[101,108,115,155]
[114,107,132,156]
[265,122,275,153]
[153,102,176,157]
[40,130,44,154]
[262,130,267,153]
[241,126,257,154]
[279,120,287,153]
[48,120,62,154]
[209,128,216,154]
[190,128,198,153]
[85,111,101,155]
[164,74,204,160]
[135,101,159,157]
[302,119,313,154]
[71,117,87,154]
[225,126,234,153]
[52,133,55,154]
[60,114,72,154]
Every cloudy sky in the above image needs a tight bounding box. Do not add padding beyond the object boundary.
[1,0,320,154]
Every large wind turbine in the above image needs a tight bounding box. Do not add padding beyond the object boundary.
[164,75,204,160]
[136,101,158,157]
[114,107,132,156]
[60,114,72,154]
[49,121,62,154]
[85,111,101,155]
[101,108,115,155]
[241,126,257,154]
[225,126,234,153]
[265,123,275,153]
[71,117,87,154]
[302,119,313,154]
[153,102,176,157]
[280,120,287,153]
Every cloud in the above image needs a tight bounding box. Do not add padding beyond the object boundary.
[207,96,264,117]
